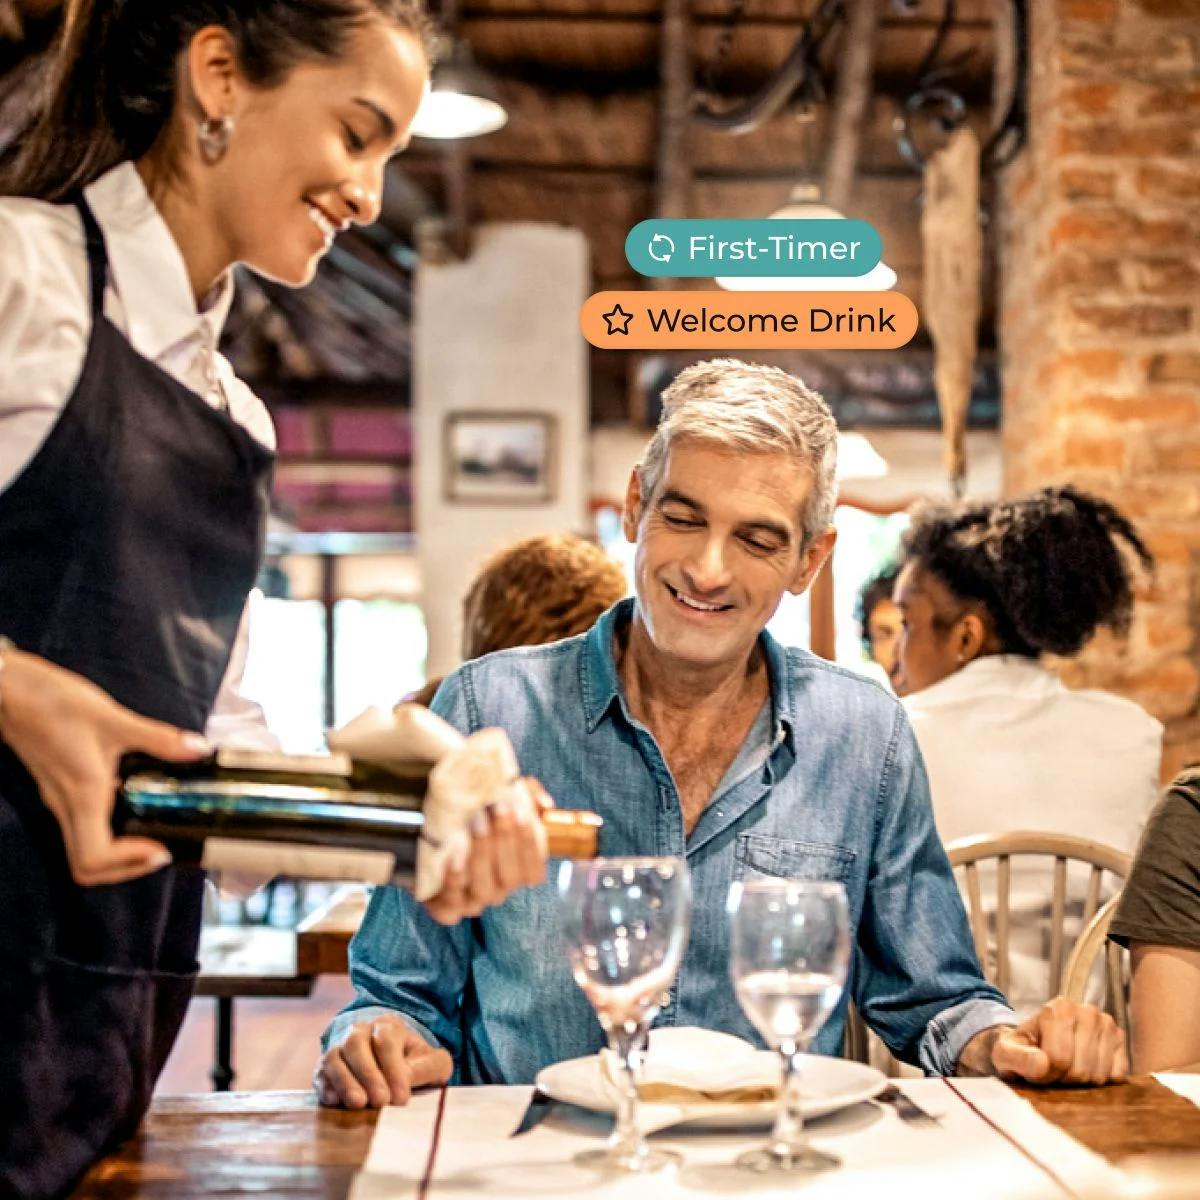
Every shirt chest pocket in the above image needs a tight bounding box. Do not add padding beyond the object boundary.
[734,833,856,884]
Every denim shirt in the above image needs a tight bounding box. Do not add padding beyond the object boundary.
[324,599,1015,1080]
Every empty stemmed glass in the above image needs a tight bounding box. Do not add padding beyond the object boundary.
[557,856,692,1173]
[728,879,851,1174]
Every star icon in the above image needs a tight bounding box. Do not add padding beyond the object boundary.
[601,303,634,336]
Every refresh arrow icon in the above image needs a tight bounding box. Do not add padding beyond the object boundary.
[647,233,675,264]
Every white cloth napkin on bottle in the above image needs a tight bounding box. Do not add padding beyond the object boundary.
[328,704,544,900]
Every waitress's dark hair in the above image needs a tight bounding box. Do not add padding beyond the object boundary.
[1,0,433,202]
[900,485,1154,658]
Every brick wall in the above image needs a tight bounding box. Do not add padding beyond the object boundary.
[999,0,1200,780]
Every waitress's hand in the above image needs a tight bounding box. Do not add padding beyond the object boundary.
[423,777,553,925]
[0,646,209,886]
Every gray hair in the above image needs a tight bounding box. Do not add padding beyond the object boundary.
[636,358,838,546]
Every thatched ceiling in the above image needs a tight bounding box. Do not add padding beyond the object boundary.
[0,1,1009,529]
[411,0,1004,360]
[0,1,1005,384]
[233,0,1007,397]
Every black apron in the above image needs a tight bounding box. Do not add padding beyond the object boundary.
[0,195,273,1198]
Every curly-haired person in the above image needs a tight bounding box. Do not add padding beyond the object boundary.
[407,534,628,707]
[894,486,1163,1013]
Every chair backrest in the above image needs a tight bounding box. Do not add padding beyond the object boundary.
[946,832,1131,1000]
[842,1002,905,1077]
[1062,892,1130,1040]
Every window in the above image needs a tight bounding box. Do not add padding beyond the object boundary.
[240,581,428,752]
[333,599,428,727]
[241,590,327,752]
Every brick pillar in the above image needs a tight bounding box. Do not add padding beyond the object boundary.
[998,0,1200,779]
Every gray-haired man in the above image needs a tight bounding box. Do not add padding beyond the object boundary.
[318,358,1127,1107]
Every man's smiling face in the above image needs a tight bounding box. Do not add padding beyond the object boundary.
[623,440,829,671]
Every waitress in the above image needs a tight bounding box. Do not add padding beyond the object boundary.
[0,3,543,1196]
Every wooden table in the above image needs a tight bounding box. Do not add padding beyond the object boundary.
[72,1078,1200,1198]
[296,885,367,977]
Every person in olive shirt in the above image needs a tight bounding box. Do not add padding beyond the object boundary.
[1110,770,1200,1072]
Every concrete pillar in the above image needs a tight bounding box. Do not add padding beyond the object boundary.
[414,223,590,676]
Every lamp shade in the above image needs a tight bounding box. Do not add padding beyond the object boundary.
[410,46,508,140]
[716,185,898,291]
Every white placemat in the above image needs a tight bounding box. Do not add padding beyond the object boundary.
[349,1078,1127,1200]
[1153,1073,1200,1108]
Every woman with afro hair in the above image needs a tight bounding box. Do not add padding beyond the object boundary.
[894,485,1163,1013]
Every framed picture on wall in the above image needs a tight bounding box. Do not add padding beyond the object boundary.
[444,412,557,504]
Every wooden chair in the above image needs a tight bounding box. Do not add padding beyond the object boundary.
[946,832,1131,1001]
[843,835,1130,1073]
[842,1002,904,1076]
[1062,892,1130,1040]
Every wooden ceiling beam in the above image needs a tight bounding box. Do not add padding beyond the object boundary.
[460,16,994,82]
[467,160,927,183]
[459,1,996,28]
[655,0,692,221]
[402,86,995,178]
[822,0,882,211]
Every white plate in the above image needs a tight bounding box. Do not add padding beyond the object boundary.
[535,1051,887,1130]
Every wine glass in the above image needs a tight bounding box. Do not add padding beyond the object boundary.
[728,879,851,1174]
[557,856,692,1173]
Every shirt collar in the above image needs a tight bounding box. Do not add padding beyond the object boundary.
[581,598,632,733]
[580,596,795,751]
[83,161,235,361]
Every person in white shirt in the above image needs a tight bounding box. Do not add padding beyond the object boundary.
[893,486,1163,1014]
[0,5,544,1195]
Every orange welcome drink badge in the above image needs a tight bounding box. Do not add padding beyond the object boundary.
[580,290,918,351]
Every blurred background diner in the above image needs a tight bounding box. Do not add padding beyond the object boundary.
[895,486,1163,1015]
[407,531,629,706]
[855,562,901,689]
[1,0,1197,1094]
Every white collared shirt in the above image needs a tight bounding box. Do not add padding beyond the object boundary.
[903,654,1162,1011]
[0,162,277,748]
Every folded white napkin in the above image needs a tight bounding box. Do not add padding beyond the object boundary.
[327,703,463,763]
[599,1027,777,1104]
[328,704,543,900]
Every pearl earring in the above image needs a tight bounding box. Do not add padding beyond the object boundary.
[198,115,234,165]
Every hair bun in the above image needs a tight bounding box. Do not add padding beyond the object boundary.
[902,486,1153,658]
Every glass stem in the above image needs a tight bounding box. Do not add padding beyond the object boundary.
[770,1041,806,1155]
[609,1022,646,1157]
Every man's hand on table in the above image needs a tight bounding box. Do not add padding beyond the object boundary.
[316,1014,453,1108]
[959,997,1128,1085]
[423,777,552,925]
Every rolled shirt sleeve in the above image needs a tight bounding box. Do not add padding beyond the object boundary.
[854,706,1017,1073]
[321,883,475,1070]
[322,670,477,1069]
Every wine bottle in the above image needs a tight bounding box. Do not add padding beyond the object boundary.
[117,747,602,887]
